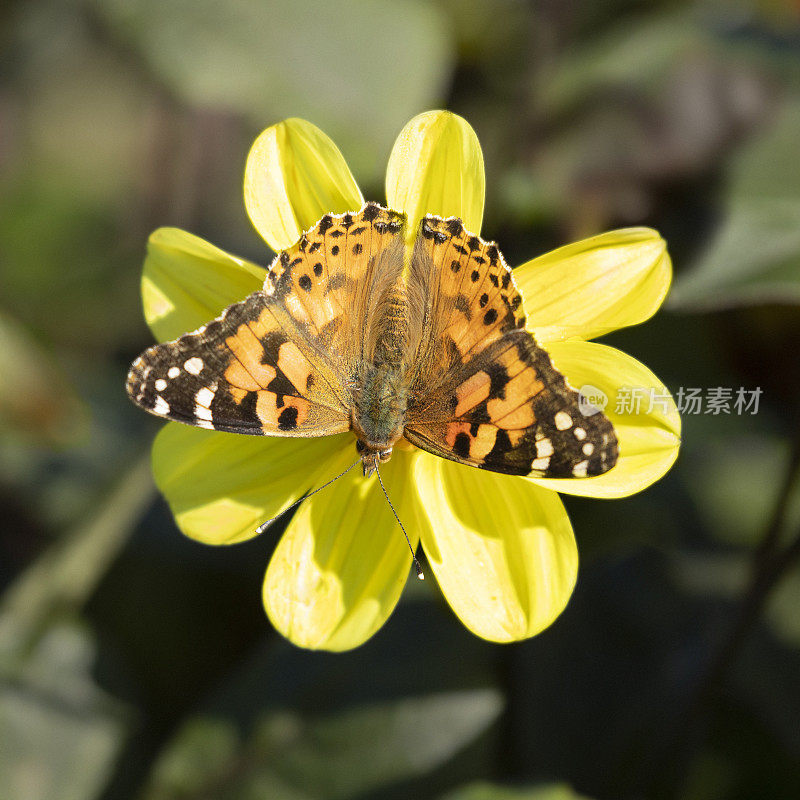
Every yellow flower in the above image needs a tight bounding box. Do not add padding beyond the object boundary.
[141,112,680,651]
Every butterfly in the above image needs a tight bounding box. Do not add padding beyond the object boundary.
[127,203,618,481]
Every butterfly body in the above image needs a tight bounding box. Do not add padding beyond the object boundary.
[128,203,619,481]
[354,362,407,456]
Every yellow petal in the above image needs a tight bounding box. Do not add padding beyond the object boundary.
[264,448,422,651]
[415,455,577,643]
[385,111,485,242]
[515,228,672,343]
[244,118,364,252]
[142,227,265,343]
[152,423,348,545]
[533,341,681,499]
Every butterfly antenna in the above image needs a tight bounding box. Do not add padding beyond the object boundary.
[255,457,361,534]
[375,463,424,580]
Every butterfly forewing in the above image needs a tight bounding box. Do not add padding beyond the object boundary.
[267,202,406,375]
[127,203,407,436]
[404,215,618,478]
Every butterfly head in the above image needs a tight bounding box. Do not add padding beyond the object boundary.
[356,439,393,477]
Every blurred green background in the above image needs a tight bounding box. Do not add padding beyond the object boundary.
[2,0,800,798]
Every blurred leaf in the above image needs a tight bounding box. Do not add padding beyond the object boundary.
[0,458,150,799]
[144,689,502,800]
[0,173,138,352]
[0,621,130,800]
[96,0,454,181]
[729,100,800,202]
[0,311,87,446]
[668,197,800,310]
[439,782,592,800]
[540,15,701,116]
[0,455,155,653]
[141,611,500,799]
[679,431,800,548]
[669,100,800,310]
[767,566,800,646]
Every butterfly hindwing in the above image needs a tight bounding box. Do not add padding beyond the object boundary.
[127,291,350,436]
[405,330,617,476]
[405,215,618,478]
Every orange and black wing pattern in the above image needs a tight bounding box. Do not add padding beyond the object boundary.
[127,202,406,436]
[404,215,618,478]
[126,291,349,436]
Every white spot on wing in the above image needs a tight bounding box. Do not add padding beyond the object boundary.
[184,357,204,375]
[195,405,213,421]
[536,438,554,458]
[572,460,589,477]
[154,378,167,391]
[195,387,215,408]
[168,366,180,379]
[153,396,170,415]
[574,427,586,440]
[531,456,550,472]
[582,442,594,456]
[554,411,572,431]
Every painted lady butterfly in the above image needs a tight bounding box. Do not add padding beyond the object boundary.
[127,203,618,481]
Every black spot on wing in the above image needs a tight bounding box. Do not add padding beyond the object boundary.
[267,367,300,399]
[483,429,515,471]
[485,362,510,399]
[446,218,463,236]
[259,331,289,360]
[453,431,471,459]
[278,406,299,430]
[362,203,381,221]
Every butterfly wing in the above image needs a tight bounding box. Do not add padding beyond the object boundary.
[127,291,350,435]
[127,203,407,436]
[404,216,618,478]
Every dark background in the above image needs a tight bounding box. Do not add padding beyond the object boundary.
[2,1,800,798]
